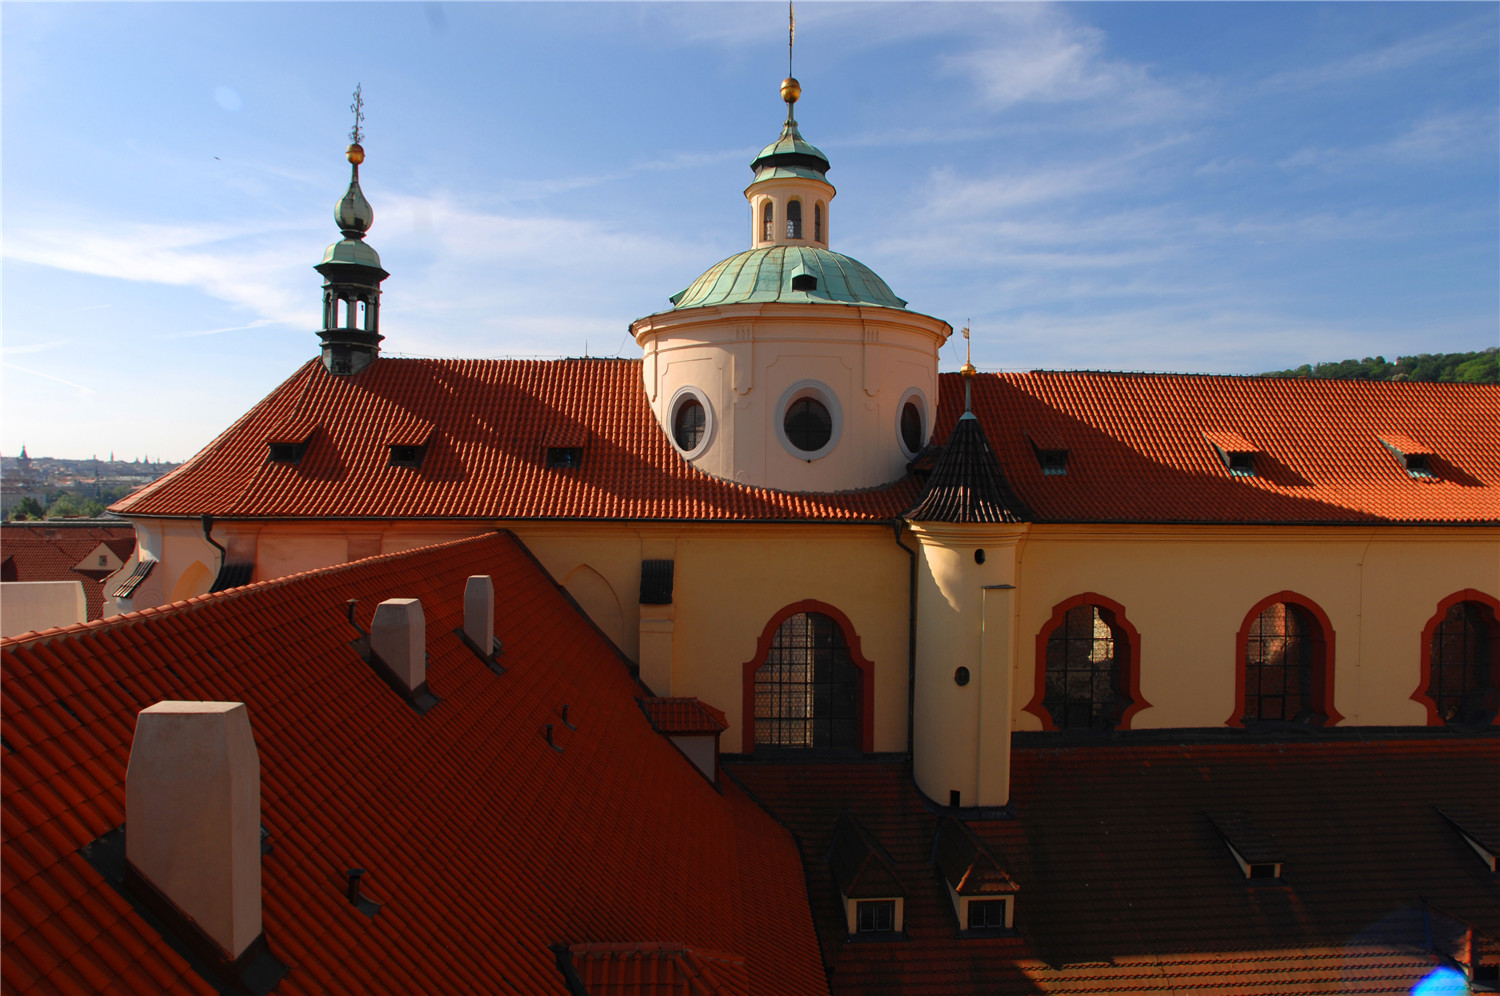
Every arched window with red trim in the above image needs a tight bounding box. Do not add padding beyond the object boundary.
[742,601,875,753]
[1231,592,1339,729]
[1417,591,1500,727]
[1025,594,1147,731]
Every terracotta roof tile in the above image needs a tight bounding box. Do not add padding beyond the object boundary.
[111,362,1497,526]
[0,525,136,620]
[2,532,827,996]
[639,697,729,734]
[732,736,1500,994]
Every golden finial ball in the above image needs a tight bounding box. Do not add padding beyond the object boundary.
[960,362,978,379]
[781,77,801,104]
[346,143,365,165]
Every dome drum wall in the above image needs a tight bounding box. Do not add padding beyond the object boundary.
[635,303,949,493]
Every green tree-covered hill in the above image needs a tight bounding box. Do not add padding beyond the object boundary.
[1260,348,1497,384]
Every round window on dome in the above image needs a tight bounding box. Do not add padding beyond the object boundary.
[785,398,832,452]
[674,398,705,450]
[900,402,923,454]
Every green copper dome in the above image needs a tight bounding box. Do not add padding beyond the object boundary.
[321,237,383,269]
[669,246,907,311]
[336,170,373,237]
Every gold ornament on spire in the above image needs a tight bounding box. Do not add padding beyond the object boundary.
[781,2,800,106]
[346,83,366,165]
[959,323,977,379]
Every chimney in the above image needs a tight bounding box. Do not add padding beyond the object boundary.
[125,701,262,961]
[464,575,494,652]
[371,597,425,692]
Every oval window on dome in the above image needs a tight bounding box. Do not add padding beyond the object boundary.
[900,401,923,454]
[674,397,706,451]
[785,397,832,452]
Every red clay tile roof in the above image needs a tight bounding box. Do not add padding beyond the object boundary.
[964,372,1500,523]
[2,533,827,996]
[731,737,1500,994]
[639,698,729,735]
[112,358,918,522]
[566,942,749,996]
[0,523,135,620]
[112,360,1499,525]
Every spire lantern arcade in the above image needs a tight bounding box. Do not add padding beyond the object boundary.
[315,86,388,376]
[746,75,835,250]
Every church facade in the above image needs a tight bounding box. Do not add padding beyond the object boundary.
[105,74,1498,816]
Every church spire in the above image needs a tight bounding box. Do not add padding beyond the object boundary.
[315,85,388,376]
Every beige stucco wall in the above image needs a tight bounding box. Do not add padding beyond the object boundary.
[120,514,1498,772]
[1010,525,1500,731]
[0,580,87,637]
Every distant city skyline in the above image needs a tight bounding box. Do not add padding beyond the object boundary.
[3,2,1496,460]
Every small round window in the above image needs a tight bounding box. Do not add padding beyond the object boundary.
[900,401,923,454]
[674,398,706,450]
[784,397,833,452]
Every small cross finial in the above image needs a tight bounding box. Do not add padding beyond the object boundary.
[349,84,365,146]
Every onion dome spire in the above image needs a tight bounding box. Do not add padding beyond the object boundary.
[315,85,388,377]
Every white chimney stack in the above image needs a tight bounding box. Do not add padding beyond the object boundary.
[371,597,425,692]
[463,575,494,652]
[126,701,262,961]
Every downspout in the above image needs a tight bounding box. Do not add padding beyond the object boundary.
[892,519,918,758]
[201,513,226,583]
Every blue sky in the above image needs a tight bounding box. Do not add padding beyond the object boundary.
[3,2,1496,461]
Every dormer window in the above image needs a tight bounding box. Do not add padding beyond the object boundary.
[546,447,582,470]
[786,199,803,239]
[1028,429,1069,476]
[828,812,905,937]
[1379,434,1437,479]
[1437,804,1499,874]
[388,445,426,469]
[1207,812,1284,881]
[933,817,1018,935]
[791,270,818,292]
[762,201,774,242]
[268,441,308,464]
[1204,431,1258,478]
[856,900,894,933]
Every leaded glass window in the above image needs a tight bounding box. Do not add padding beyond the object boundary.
[1243,603,1313,723]
[673,398,705,451]
[754,612,859,749]
[787,199,803,239]
[784,397,832,452]
[1044,604,1128,730]
[762,201,774,241]
[1430,601,1494,724]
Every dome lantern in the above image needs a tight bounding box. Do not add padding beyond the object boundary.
[315,85,388,376]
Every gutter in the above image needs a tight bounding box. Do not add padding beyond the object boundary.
[200,513,226,580]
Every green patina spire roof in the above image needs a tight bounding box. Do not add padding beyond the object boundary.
[336,165,373,239]
[750,76,830,181]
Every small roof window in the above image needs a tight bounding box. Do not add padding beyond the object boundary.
[1437,804,1499,874]
[933,816,1018,934]
[546,447,583,470]
[1207,811,1284,880]
[388,445,426,469]
[828,811,905,936]
[1027,429,1069,477]
[1203,431,1258,478]
[1379,434,1436,480]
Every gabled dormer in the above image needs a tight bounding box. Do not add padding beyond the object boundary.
[827,811,905,937]
[1207,811,1284,881]
[932,816,1018,933]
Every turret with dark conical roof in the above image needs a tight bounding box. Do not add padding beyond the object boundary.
[315,86,388,376]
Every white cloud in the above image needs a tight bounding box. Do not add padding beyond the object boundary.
[1259,16,1496,93]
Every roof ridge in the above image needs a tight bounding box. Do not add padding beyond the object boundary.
[0,531,508,648]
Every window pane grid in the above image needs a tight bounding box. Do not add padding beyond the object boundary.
[755,612,859,748]
[1430,602,1492,723]
[1044,605,1124,730]
[1244,603,1311,723]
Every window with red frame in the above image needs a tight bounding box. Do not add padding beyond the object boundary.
[753,611,859,749]
[1043,604,1131,730]
[1429,601,1497,726]
[1243,602,1320,724]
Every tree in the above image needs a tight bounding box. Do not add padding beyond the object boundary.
[9,497,44,521]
